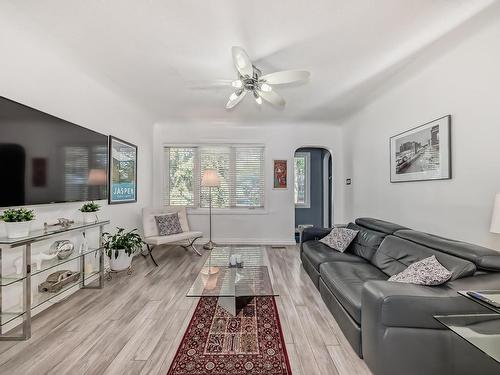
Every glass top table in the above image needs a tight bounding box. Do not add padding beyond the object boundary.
[435,314,500,363]
[187,246,278,315]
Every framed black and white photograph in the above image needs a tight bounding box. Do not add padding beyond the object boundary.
[390,115,451,183]
[108,136,138,204]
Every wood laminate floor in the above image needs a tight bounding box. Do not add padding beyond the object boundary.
[0,245,371,375]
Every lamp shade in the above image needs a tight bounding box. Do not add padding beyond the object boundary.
[201,169,220,187]
[491,193,500,234]
[88,169,107,186]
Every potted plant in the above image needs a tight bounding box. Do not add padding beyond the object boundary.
[102,228,144,271]
[79,201,100,223]
[0,208,35,239]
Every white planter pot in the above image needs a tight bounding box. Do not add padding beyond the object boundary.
[4,221,32,239]
[107,249,133,271]
[82,212,98,224]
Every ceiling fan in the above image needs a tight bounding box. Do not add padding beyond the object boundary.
[225,46,310,110]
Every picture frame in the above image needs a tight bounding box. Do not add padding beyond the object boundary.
[273,159,288,189]
[390,115,451,183]
[108,136,138,204]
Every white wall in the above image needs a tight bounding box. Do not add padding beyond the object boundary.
[153,121,344,245]
[342,10,500,249]
[0,14,154,234]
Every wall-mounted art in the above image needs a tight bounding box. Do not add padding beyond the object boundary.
[109,136,137,204]
[390,115,451,183]
[273,159,288,189]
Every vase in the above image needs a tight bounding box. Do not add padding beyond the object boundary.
[4,221,32,239]
[82,212,98,224]
[108,249,133,271]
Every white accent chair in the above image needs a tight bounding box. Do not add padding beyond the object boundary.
[142,206,203,266]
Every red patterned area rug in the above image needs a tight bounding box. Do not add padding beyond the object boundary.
[167,296,292,375]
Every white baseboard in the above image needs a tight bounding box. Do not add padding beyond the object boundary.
[193,237,296,246]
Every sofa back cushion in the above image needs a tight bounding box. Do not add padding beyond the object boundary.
[371,235,476,280]
[346,222,387,261]
[395,230,500,272]
[355,217,409,234]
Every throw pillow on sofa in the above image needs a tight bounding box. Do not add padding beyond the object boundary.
[388,255,452,286]
[319,227,359,252]
[155,213,183,236]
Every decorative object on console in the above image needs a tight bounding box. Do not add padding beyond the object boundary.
[388,255,452,286]
[79,201,101,223]
[108,136,137,204]
[102,227,144,271]
[44,218,74,232]
[273,159,288,189]
[0,207,35,239]
[319,227,359,252]
[155,213,183,236]
[490,192,500,234]
[49,240,75,260]
[201,168,220,250]
[38,270,80,293]
[14,252,58,275]
[79,232,89,255]
[390,115,451,183]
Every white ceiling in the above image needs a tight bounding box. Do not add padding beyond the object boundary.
[1,0,495,123]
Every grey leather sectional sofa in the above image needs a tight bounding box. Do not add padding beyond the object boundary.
[300,218,500,375]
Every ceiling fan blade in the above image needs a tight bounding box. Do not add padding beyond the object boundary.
[187,79,233,89]
[232,46,254,77]
[258,89,286,108]
[260,70,310,85]
[225,90,247,109]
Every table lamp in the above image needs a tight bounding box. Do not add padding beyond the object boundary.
[491,193,500,234]
[201,168,220,250]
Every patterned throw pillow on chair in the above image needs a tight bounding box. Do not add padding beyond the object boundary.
[319,227,359,252]
[155,213,183,236]
[388,255,452,286]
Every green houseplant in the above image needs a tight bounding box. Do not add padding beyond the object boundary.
[102,228,144,271]
[0,208,35,239]
[79,201,100,223]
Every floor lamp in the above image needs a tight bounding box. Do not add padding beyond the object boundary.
[202,168,220,250]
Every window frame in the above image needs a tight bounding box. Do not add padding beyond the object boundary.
[163,143,267,214]
[294,152,311,209]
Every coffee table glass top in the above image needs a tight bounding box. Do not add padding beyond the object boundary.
[435,314,500,363]
[186,246,278,298]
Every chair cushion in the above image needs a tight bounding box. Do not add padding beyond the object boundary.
[346,222,387,261]
[320,262,388,323]
[155,213,183,236]
[302,241,367,272]
[371,235,476,280]
[143,206,190,238]
[144,231,203,246]
[319,227,359,252]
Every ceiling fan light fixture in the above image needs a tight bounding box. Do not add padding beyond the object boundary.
[260,83,273,92]
[253,92,263,105]
[231,80,243,88]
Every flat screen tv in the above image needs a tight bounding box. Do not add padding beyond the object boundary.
[0,96,108,207]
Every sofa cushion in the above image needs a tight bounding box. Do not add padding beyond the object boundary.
[320,262,388,323]
[355,217,409,234]
[319,227,359,252]
[395,229,500,272]
[388,255,452,286]
[371,236,476,280]
[302,241,367,271]
[346,223,387,261]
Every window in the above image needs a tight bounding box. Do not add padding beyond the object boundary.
[294,152,310,208]
[164,145,265,209]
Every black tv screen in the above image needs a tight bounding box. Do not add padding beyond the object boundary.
[0,96,108,207]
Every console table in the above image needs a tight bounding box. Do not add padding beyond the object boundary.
[0,220,109,340]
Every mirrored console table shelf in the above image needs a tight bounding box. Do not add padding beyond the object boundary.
[0,220,109,341]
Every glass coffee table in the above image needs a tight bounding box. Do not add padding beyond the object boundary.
[187,246,278,316]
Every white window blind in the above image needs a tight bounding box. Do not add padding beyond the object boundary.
[164,145,265,209]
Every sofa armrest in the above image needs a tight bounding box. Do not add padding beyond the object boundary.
[362,280,490,330]
[300,226,332,244]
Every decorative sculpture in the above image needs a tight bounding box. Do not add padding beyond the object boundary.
[49,240,75,260]
[38,270,80,293]
[14,252,58,275]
